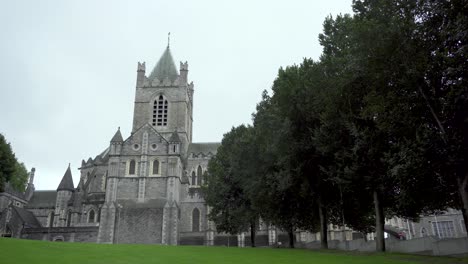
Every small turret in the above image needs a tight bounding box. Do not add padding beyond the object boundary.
[55,164,74,227]
[136,62,146,87]
[169,130,181,155]
[110,127,123,156]
[25,168,35,201]
[180,61,188,84]
[57,165,74,191]
[28,168,35,185]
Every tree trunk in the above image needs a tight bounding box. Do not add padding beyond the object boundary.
[456,172,468,238]
[373,190,385,252]
[288,226,295,248]
[250,222,256,247]
[318,198,328,249]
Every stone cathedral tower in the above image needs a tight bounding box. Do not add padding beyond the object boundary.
[97,44,198,244]
[92,43,219,245]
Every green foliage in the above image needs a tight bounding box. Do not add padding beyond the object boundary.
[0,133,17,192]
[10,162,29,192]
[203,0,466,253]
[203,125,259,235]
[0,133,29,192]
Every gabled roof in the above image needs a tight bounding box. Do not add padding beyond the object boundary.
[148,47,179,82]
[110,128,123,143]
[57,165,74,191]
[12,206,41,228]
[126,123,169,145]
[25,191,57,208]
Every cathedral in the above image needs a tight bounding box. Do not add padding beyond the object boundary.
[0,43,223,244]
[1,43,466,248]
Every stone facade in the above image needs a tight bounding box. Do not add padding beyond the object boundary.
[0,44,219,244]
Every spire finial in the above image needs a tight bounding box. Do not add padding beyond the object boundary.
[118,126,120,130]
[68,163,71,168]
[167,32,170,48]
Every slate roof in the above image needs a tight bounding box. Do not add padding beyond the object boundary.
[148,47,179,82]
[187,142,221,155]
[57,166,75,191]
[2,182,25,200]
[25,191,57,208]
[169,131,181,143]
[12,206,41,228]
[110,128,123,142]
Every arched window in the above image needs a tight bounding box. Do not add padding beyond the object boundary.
[48,211,55,227]
[88,209,95,223]
[192,208,200,232]
[421,227,427,237]
[197,166,203,185]
[152,160,160,175]
[152,95,168,126]
[66,210,72,227]
[129,160,136,175]
[191,171,196,186]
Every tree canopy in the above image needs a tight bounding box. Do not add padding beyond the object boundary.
[203,0,467,252]
[0,133,29,192]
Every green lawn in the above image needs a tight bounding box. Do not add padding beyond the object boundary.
[1,238,466,264]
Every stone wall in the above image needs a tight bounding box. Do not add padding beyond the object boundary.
[26,208,53,227]
[114,207,163,244]
[179,199,206,233]
[301,236,468,256]
[21,226,98,242]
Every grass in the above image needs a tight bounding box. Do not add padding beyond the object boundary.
[1,238,468,264]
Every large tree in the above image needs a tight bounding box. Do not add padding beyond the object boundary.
[317,0,455,251]
[415,0,468,234]
[204,125,260,247]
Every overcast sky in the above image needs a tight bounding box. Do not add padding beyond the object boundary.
[0,0,353,190]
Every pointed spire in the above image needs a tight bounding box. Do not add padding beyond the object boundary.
[148,46,178,83]
[57,165,75,191]
[111,127,123,143]
[167,32,171,48]
[169,130,181,143]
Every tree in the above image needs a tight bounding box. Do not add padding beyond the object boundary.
[415,0,468,235]
[10,162,29,192]
[0,133,17,192]
[203,125,260,247]
[253,60,335,249]
[317,0,455,251]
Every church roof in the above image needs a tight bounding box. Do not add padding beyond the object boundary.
[12,206,41,228]
[2,182,25,200]
[169,131,181,143]
[110,128,123,142]
[148,47,179,82]
[188,142,221,155]
[57,165,75,191]
[25,191,57,208]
